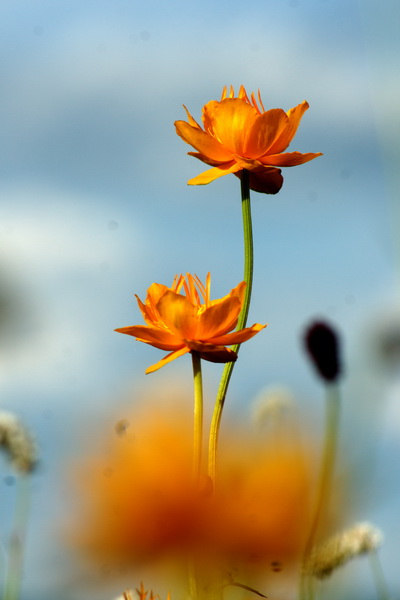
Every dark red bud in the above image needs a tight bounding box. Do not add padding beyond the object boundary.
[304,321,341,382]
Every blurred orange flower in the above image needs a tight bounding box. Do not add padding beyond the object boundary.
[72,401,328,581]
[213,437,315,565]
[73,408,200,565]
[115,273,266,373]
[175,85,322,194]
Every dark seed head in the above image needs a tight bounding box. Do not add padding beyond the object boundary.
[304,321,341,383]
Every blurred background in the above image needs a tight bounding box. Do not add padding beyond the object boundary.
[0,0,399,598]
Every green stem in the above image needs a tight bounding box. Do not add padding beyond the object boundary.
[208,170,253,485]
[189,352,203,600]
[369,551,392,600]
[300,382,341,600]
[4,476,31,600]
[192,351,204,483]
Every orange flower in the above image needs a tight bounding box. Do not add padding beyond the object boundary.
[73,407,200,565]
[115,273,266,373]
[174,85,322,194]
[70,399,335,577]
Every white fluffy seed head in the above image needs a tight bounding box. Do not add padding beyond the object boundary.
[0,410,38,474]
[305,522,383,579]
[251,385,294,428]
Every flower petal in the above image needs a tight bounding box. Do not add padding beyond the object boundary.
[156,291,198,339]
[235,168,283,195]
[208,281,246,309]
[146,347,190,374]
[174,121,233,162]
[188,152,227,167]
[210,322,267,346]
[208,99,259,155]
[244,109,289,158]
[185,340,238,363]
[182,105,202,129]
[202,100,220,134]
[260,152,323,167]
[188,162,241,186]
[267,101,310,155]
[197,296,242,339]
[115,325,182,350]
[136,283,169,325]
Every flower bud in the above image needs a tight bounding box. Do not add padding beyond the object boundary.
[304,321,341,382]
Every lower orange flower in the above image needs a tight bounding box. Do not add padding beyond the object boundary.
[115,273,266,373]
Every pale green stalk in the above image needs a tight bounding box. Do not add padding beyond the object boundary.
[189,351,204,600]
[4,476,31,600]
[369,552,392,600]
[192,351,204,483]
[300,382,341,600]
[208,169,253,484]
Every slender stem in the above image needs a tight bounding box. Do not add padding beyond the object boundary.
[192,351,204,483]
[189,351,203,600]
[4,476,31,600]
[300,382,341,600]
[188,558,198,600]
[208,170,253,484]
[369,551,392,600]
[237,170,254,331]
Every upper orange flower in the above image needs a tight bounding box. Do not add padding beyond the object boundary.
[115,273,266,373]
[174,85,322,194]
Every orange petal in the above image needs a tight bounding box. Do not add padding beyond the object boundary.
[182,105,201,129]
[250,89,265,114]
[208,99,259,155]
[238,85,252,105]
[208,281,246,309]
[136,283,169,324]
[210,322,267,346]
[188,152,227,167]
[146,283,170,304]
[230,280,246,305]
[182,272,202,306]
[185,340,237,364]
[188,162,241,186]
[202,100,220,134]
[235,168,283,195]
[244,109,289,158]
[114,325,181,350]
[260,152,323,167]
[156,291,198,339]
[145,347,190,374]
[135,294,151,323]
[267,101,310,155]
[197,296,242,339]
[174,120,233,162]
[233,156,264,171]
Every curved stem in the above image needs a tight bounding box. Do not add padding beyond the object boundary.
[301,382,341,600]
[208,170,253,485]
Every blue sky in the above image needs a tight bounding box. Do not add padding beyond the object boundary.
[0,1,399,598]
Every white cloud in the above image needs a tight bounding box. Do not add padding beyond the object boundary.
[0,184,145,396]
